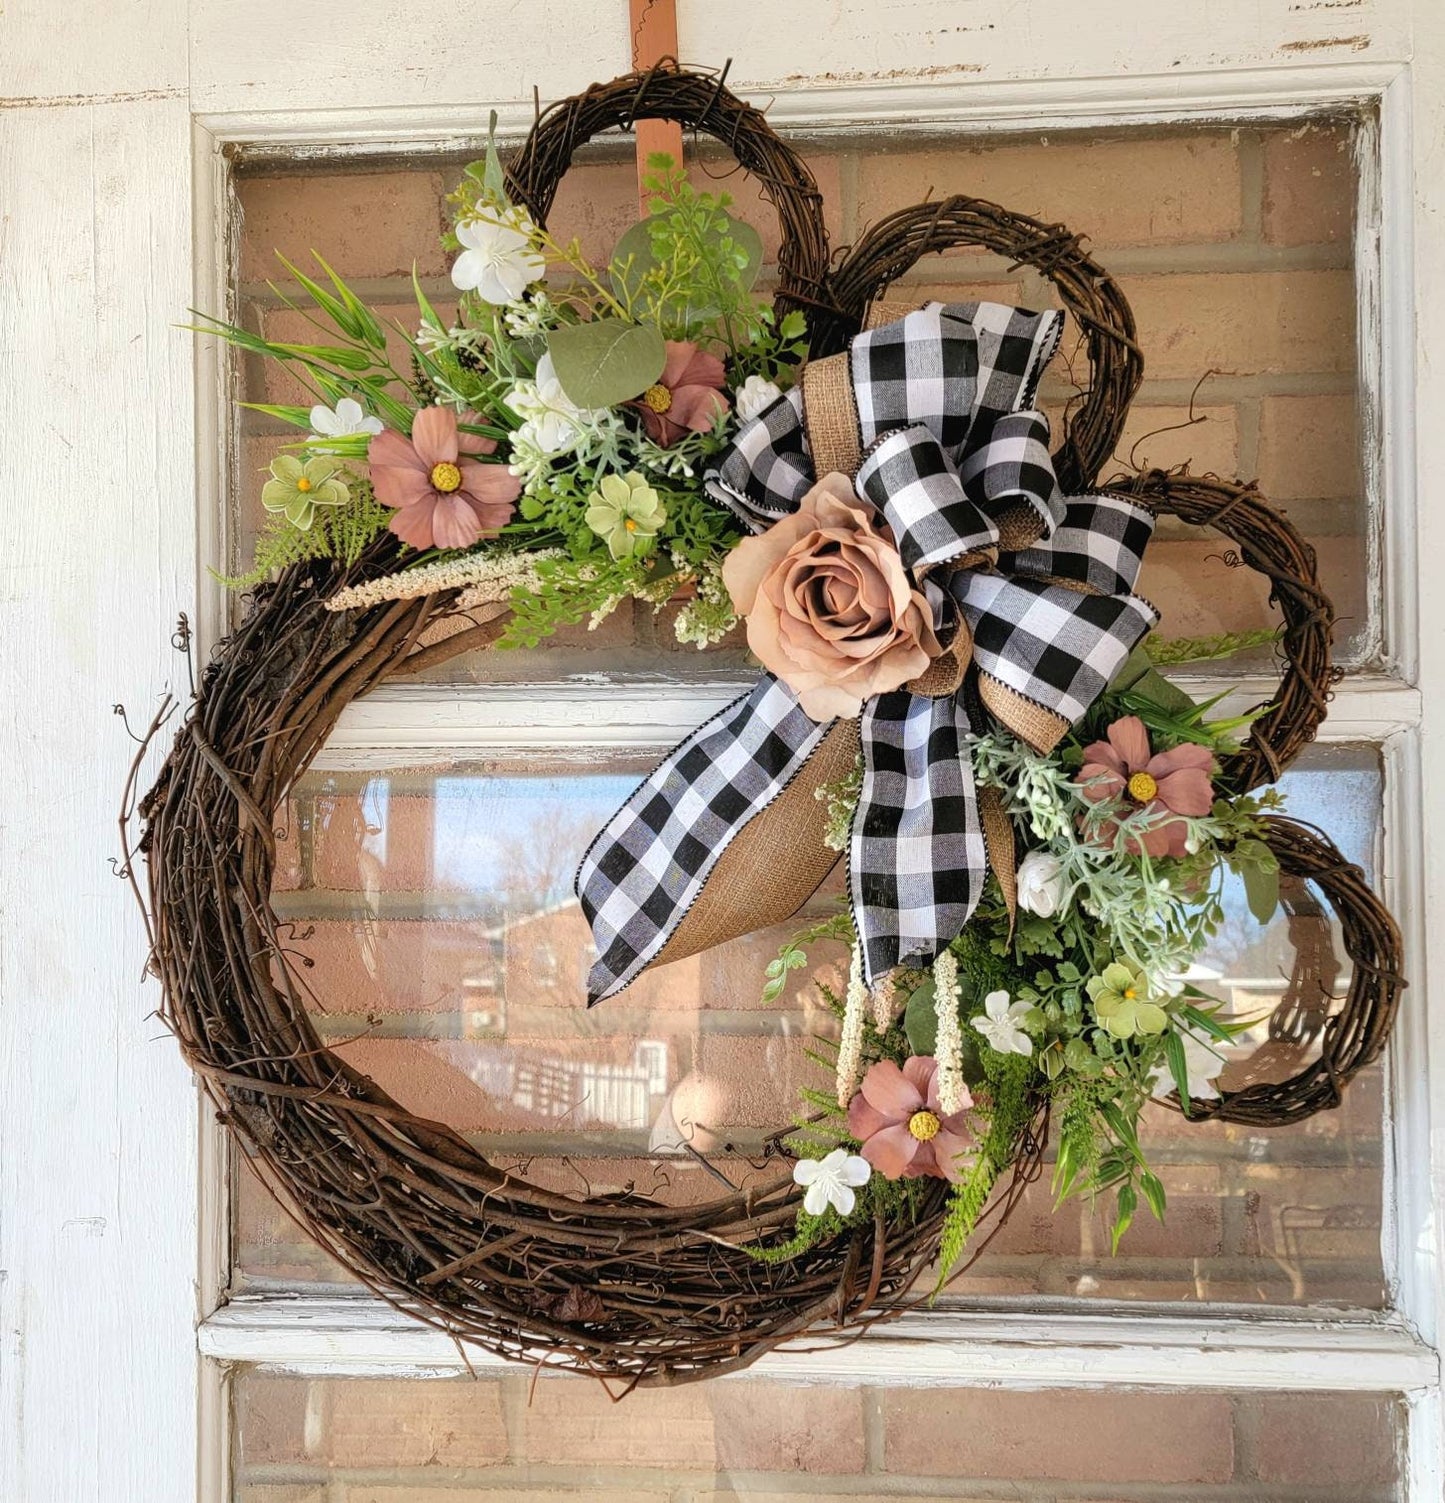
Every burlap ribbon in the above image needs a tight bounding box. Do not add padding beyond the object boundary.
[576,302,1158,1001]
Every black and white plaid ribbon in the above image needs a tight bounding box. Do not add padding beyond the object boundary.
[578,303,1158,1001]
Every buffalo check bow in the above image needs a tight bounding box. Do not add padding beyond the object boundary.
[576,303,1159,1003]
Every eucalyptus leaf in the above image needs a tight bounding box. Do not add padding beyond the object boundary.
[609,213,763,319]
[902,978,986,1084]
[545,318,666,409]
[1241,856,1281,926]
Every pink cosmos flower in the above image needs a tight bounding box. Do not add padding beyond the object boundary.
[1078,714,1215,859]
[368,406,521,549]
[846,1056,974,1184]
[628,341,729,446]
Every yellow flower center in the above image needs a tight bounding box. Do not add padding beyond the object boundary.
[1127,771,1159,803]
[907,1110,941,1142]
[1123,987,1137,1000]
[430,461,463,493]
[295,476,313,493]
[624,517,639,532]
[642,383,673,414]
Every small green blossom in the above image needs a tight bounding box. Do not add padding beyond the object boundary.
[585,471,666,560]
[1086,961,1168,1039]
[261,454,350,530]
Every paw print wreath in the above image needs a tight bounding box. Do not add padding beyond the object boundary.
[130,63,1403,1389]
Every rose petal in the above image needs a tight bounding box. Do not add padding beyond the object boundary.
[1154,767,1214,818]
[859,1060,925,1120]
[796,681,864,721]
[410,406,459,467]
[860,1123,921,1180]
[1106,715,1152,772]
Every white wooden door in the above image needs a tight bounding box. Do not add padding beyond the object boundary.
[5,3,1445,1499]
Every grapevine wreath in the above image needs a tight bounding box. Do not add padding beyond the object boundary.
[127,63,1403,1388]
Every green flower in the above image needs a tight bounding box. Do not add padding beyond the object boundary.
[1085,962,1168,1039]
[261,454,351,530]
[585,471,666,560]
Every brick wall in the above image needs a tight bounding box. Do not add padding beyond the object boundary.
[233,1371,1401,1501]
[234,117,1371,677]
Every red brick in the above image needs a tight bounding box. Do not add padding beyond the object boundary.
[1126,269,1356,380]
[857,133,1243,248]
[510,1374,862,1470]
[239,169,449,283]
[1253,1391,1401,1485]
[511,152,844,269]
[1257,393,1363,501]
[882,1388,1234,1484]
[320,1377,506,1467]
[1263,123,1356,246]
[237,1373,507,1468]
[1112,403,1240,481]
[235,1374,311,1464]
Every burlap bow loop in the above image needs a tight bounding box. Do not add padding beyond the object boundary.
[576,301,1159,1002]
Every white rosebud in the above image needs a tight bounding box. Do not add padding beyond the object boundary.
[735,374,784,424]
[1016,850,1066,918]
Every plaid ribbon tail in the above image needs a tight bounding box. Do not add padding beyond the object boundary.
[575,675,832,1005]
[850,691,986,985]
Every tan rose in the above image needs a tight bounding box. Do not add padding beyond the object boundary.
[722,474,942,720]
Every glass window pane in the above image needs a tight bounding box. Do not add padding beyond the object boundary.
[231,115,1375,683]
[232,1369,1403,1500]
[237,744,1386,1311]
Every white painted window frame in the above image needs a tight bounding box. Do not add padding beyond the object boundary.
[8,11,1445,1502]
[192,60,1445,1501]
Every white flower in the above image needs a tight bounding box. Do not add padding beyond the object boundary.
[503,291,556,340]
[1016,850,1066,918]
[971,989,1034,1057]
[451,209,546,304]
[1149,1029,1236,1103]
[793,1148,872,1217]
[309,397,383,441]
[735,374,783,423]
[506,353,593,456]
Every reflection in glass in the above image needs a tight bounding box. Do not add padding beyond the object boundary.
[262,745,1384,1306]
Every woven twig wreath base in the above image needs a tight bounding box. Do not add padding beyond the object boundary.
[504,62,832,321]
[810,194,1143,496]
[1182,815,1403,1125]
[127,63,1401,1386]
